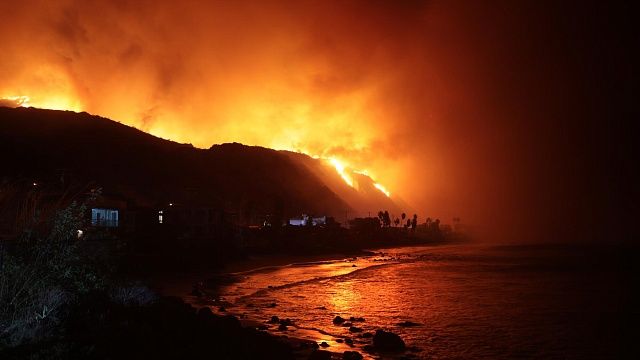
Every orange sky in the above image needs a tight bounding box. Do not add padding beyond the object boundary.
[1,1,635,242]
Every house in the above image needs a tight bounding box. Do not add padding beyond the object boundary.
[151,202,229,237]
[288,214,327,226]
[89,195,127,229]
[91,208,119,227]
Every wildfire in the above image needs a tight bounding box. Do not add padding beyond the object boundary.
[1,95,82,112]
[1,96,31,107]
[328,158,355,188]
[265,144,392,197]
[0,93,392,198]
[374,183,391,197]
[327,157,391,197]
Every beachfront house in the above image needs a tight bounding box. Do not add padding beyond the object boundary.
[89,194,127,229]
[288,214,327,226]
[91,208,119,227]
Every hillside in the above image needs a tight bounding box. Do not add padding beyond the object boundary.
[0,107,400,223]
[283,151,402,217]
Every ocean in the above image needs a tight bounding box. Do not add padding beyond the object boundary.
[216,244,635,359]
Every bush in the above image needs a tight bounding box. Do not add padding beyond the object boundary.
[0,200,108,347]
[110,285,156,306]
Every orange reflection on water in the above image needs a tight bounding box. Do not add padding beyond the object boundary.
[329,280,362,313]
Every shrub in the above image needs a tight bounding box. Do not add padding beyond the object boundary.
[0,199,107,347]
[110,285,156,306]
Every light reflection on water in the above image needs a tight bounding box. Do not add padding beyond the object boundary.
[215,244,632,359]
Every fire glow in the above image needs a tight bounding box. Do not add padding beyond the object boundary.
[374,183,391,197]
[1,0,407,201]
[329,158,355,188]
[327,157,391,197]
[2,96,31,107]
[1,94,82,112]
[0,93,392,198]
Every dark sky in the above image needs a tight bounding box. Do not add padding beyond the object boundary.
[0,0,636,242]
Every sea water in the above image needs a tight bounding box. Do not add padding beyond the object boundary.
[216,244,633,359]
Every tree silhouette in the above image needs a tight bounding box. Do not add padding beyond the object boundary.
[433,218,441,232]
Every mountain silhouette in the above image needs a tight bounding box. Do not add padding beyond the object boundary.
[0,107,401,223]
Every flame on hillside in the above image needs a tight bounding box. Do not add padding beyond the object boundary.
[374,183,391,197]
[1,94,82,112]
[1,96,31,107]
[326,156,391,197]
[328,158,355,188]
[0,94,392,197]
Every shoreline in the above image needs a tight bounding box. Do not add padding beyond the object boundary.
[140,247,417,360]
[152,245,437,360]
[149,249,375,298]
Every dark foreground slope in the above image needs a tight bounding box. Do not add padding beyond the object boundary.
[0,107,356,220]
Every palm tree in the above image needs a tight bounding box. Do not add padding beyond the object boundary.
[383,211,391,227]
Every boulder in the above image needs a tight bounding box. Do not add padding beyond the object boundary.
[373,329,405,352]
[397,321,420,327]
[349,326,363,333]
[191,286,203,297]
[269,315,280,323]
[278,324,288,331]
[319,341,330,348]
[343,351,363,360]
[197,307,214,320]
[220,314,242,331]
[333,315,346,325]
[309,350,332,360]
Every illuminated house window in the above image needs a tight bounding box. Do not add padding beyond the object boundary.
[91,208,119,227]
[158,210,163,224]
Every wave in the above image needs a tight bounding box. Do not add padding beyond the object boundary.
[236,261,400,302]
[227,258,353,277]
[227,246,474,302]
